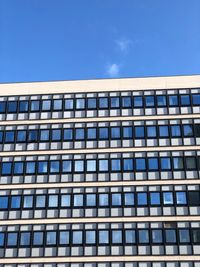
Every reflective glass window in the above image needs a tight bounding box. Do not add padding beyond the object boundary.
[14,162,24,174]
[87,128,96,139]
[159,126,169,137]
[17,130,27,142]
[74,160,84,172]
[28,130,38,142]
[87,98,97,109]
[111,127,120,139]
[0,233,4,246]
[180,95,190,106]
[11,196,21,209]
[183,125,193,137]
[179,229,190,243]
[148,158,158,170]
[150,192,161,205]
[160,157,171,170]
[49,195,58,208]
[188,191,200,205]
[124,193,134,206]
[72,231,83,244]
[86,194,96,206]
[112,230,122,244]
[122,96,132,108]
[99,230,109,244]
[5,131,15,143]
[173,157,183,169]
[63,129,73,140]
[135,158,146,171]
[192,229,200,243]
[46,231,57,245]
[61,195,71,207]
[165,229,176,243]
[157,95,167,106]
[52,129,61,141]
[8,101,17,113]
[42,100,51,111]
[99,127,109,139]
[152,229,163,243]
[62,160,72,173]
[123,158,134,171]
[135,126,144,138]
[0,102,6,113]
[186,157,196,169]
[23,196,33,208]
[7,233,18,246]
[123,126,133,139]
[87,160,96,172]
[137,192,147,205]
[20,232,31,246]
[112,193,122,206]
[36,195,46,208]
[139,230,149,243]
[76,99,85,109]
[74,194,83,207]
[145,96,155,107]
[50,161,60,173]
[99,193,109,206]
[99,98,108,108]
[194,124,200,137]
[192,94,200,105]
[26,161,36,174]
[111,159,121,171]
[147,126,156,138]
[31,100,40,111]
[53,100,62,111]
[110,97,120,108]
[163,192,173,205]
[168,95,178,106]
[2,162,12,175]
[134,96,143,107]
[0,132,3,143]
[176,191,187,205]
[40,130,50,141]
[171,125,181,137]
[33,232,44,246]
[125,230,136,244]
[99,159,109,172]
[0,196,8,209]
[38,161,48,174]
[64,99,74,110]
[86,230,96,244]
[19,101,29,112]
[75,128,84,140]
[59,231,69,245]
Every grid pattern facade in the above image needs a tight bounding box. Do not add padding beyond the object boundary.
[0,76,199,267]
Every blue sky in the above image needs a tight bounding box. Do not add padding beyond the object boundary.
[0,0,200,83]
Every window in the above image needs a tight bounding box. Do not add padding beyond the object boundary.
[110,97,120,108]
[76,99,85,109]
[160,157,171,170]
[125,230,136,244]
[1,162,12,175]
[138,230,149,243]
[5,131,15,143]
[135,158,146,171]
[31,100,40,111]
[179,229,190,243]
[147,126,156,138]
[0,196,8,209]
[123,158,134,171]
[0,102,6,113]
[99,98,108,109]
[63,129,73,141]
[168,95,178,106]
[33,232,44,246]
[111,127,120,139]
[87,160,96,172]
[20,232,31,246]
[173,157,183,170]
[99,193,109,206]
[85,230,96,244]
[165,229,176,243]
[72,231,83,244]
[86,194,96,206]
[40,130,50,141]
[26,161,36,174]
[53,100,62,111]
[46,231,57,245]
[11,196,21,209]
[59,231,69,245]
[183,125,193,137]
[48,195,58,208]
[14,162,24,174]
[8,101,17,113]
[52,129,61,141]
[99,230,109,244]
[62,160,72,173]
[122,96,132,108]
[112,230,122,244]
[42,100,51,111]
[61,195,71,207]
[111,193,122,206]
[185,157,196,169]
[163,192,173,205]
[135,126,144,138]
[0,132,3,143]
[99,128,109,139]
[74,194,83,207]
[36,195,46,208]
[111,159,121,171]
[137,192,147,205]
[87,128,97,140]
[123,126,133,139]
[171,125,181,137]
[0,233,4,247]
[99,159,109,172]
[150,192,161,205]
[17,130,27,142]
[7,233,18,246]
[50,161,60,173]
[180,95,190,106]
[157,95,167,106]
[19,101,29,112]
[38,161,48,174]
[124,193,134,206]
[192,94,200,105]
[23,196,33,208]
[28,130,38,142]
[176,192,187,205]
[192,229,200,243]
[188,191,200,205]
[87,98,97,109]
[75,128,85,140]
[74,160,84,172]
[194,124,200,137]
[148,158,158,171]
[145,96,155,107]
[64,99,73,110]
[152,229,163,244]
[134,96,143,107]
[159,126,169,137]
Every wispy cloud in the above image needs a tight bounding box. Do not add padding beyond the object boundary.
[106,63,120,77]
[115,38,133,53]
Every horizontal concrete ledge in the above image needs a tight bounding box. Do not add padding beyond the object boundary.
[0,179,200,190]
[0,216,200,225]
[0,114,200,126]
[0,145,199,157]
[0,255,199,264]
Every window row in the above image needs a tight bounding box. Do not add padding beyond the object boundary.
[0,156,199,176]
[0,227,200,248]
[0,94,200,114]
[0,190,199,210]
[1,124,199,144]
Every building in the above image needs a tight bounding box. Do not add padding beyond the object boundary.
[0,75,199,267]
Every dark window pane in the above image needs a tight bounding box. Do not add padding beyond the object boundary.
[20,232,31,246]
[99,193,109,206]
[135,126,144,138]
[148,158,158,171]
[72,231,83,244]
[188,191,200,205]
[152,230,163,243]
[0,102,6,113]
[110,97,120,108]
[64,99,73,110]
[160,158,171,170]
[50,161,60,173]
[0,196,8,209]
[87,128,96,139]
[171,125,181,137]
[28,130,38,142]
[0,132,3,143]
[99,98,108,108]
[63,129,73,140]
[112,193,121,206]
[183,125,193,137]
[135,158,146,171]
[17,131,26,142]
[2,162,12,175]
[192,94,200,105]
[52,129,61,141]
[179,229,190,243]
[194,124,200,137]
[111,127,120,139]
[42,100,51,111]
[123,127,133,138]
[112,230,122,244]
[122,96,132,108]
[138,230,149,243]
[147,126,156,138]
[31,101,40,111]
[19,101,29,112]
[38,161,48,174]
[159,126,169,137]
[124,193,134,206]
[99,128,109,139]
[165,229,176,243]
[5,131,15,143]
[186,157,196,169]
[168,95,178,106]
[125,230,135,244]
[111,159,121,171]
[192,229,200,243]
[75,128,84,140]
[7,233,18,246]
[40,130,50,141]
[26,162,36,174]
[76,99,85,109]
[33,232,44,246]
[14,162,24,174]
[87,98,97,109]
[145,96,155,107]
[180,95,190,106]
[53,100,62,111]
[137,192,147,205]
[8,101,17,113]
[150,192,161,205]
[157,95,167,106]
[123,158,133,171]
[134,96,143,107]
[11,196,21,209]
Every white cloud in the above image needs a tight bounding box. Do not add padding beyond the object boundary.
[106,63,120,77]
[116,38,132,52]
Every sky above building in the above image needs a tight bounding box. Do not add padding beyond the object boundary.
[0,0,200,83]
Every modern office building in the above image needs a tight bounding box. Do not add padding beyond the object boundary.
[0,75,199,267]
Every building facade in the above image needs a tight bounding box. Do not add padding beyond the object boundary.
[0,75,199,267]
